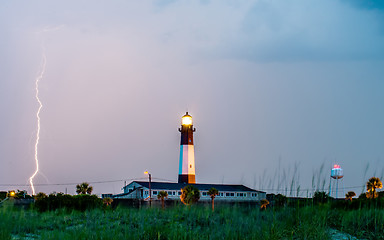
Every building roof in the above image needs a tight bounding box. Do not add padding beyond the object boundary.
[125,181,265,193]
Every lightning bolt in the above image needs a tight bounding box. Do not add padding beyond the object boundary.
[29,49,47,196]
[28,25,64,195]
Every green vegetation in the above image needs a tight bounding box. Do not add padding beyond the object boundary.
[260,199,269,210]
[157,191,168,209]
[345,191,356,202]
[75,182,93,195]
[0,178,383,239]
[207,188,218,211]
[1,201,383,240]
[366,177,383,199]
[34,193,102,212]
[180,185,200,206]
[103,197,113,206]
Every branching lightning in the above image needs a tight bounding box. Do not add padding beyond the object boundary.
[29,49,47,196]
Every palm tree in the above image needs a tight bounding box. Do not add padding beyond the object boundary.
[76,182,93,195]
[157,191,168,209]
[180,185,200,206]
[207,188,219,211]
[103,197,113,206]
[260,199,269,210]
[366,177,383,199]
[345,191,356,202]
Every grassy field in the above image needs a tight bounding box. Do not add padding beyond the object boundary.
[1,202,383,240]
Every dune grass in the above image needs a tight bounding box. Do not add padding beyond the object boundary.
[0,204,326,240]
[0,202,383,239]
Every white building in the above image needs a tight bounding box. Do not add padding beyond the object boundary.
[113,181,266,202]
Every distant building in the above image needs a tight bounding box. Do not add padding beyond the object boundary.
[113,112,265,202]
[101,193,113,199]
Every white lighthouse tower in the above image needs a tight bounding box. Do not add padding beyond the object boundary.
[178,112,196,184]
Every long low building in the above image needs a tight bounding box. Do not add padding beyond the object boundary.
[113,181,266,202]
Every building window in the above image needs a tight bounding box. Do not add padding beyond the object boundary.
[168,191,172,195]
[145,191,148,195]
[173,191,176,195]
[153,191,158,195]
[178,191,181,195]
[220,193,224,197]
[202,192,207,196]
[225,193,230,197]
[230,193,234,197]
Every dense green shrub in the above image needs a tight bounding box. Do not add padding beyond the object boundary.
[313,191,331,204]
[274,194,288,207]
[34,194,102,212]
[0,192,6,200]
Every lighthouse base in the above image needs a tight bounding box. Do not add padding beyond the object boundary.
[178,174,196,184]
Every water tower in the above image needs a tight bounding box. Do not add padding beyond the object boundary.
[329,164,344,199]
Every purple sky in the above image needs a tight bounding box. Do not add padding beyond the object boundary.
[1,0,384,197]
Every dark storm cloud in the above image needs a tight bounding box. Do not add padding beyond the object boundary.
[222,0,384,61]
[344,0,384,10]
[0,0,383,196]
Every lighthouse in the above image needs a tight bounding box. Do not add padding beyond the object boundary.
[178,112,196,184]
[116,111,267,202]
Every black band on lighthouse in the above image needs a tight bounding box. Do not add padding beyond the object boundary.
[180,125,194,145]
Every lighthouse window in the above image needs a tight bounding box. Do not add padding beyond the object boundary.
[189,139,191,142]
[190,165,192,168]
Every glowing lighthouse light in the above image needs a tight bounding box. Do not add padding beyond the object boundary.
[178,112,196,184]
[181,115,193,125]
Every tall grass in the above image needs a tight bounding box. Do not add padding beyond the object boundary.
[0,204,334,240]
[1,199,384,239]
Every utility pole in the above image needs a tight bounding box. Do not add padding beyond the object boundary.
[144,171,152,207]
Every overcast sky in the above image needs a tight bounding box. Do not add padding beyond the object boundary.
[1,0,383,197]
